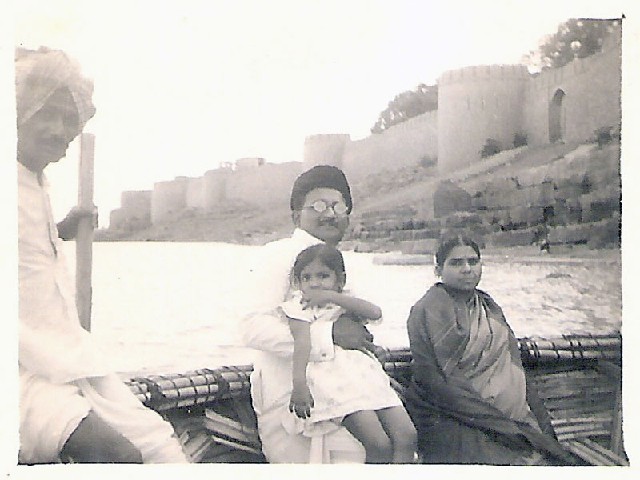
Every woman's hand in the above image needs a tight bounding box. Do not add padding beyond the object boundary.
[289,384,314,419]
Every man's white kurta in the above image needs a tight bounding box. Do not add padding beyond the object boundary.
[18,163,113,382]
[18,163,187,463]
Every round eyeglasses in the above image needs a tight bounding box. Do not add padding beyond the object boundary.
[303,200,348,215]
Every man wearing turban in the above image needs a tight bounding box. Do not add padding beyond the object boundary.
[16,47,187,464]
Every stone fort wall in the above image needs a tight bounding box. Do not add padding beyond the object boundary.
[523,32,621,148]
[343,111,438,181]
[109,28,620,229]
[437,28,620,170]
[226,162,304,208]
[109,162,303,228]
[304,27,620,173]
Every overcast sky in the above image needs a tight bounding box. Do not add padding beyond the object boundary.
[6,0,633,225]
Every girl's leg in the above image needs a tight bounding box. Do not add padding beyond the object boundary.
[376,406,418,463]
[342,410,393,464]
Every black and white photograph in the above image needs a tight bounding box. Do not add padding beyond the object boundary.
[1,0,637,474]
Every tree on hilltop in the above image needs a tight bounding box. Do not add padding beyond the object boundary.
[371,83,438,134]
[523,18,620,72]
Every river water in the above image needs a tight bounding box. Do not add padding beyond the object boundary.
[62,242,621,377]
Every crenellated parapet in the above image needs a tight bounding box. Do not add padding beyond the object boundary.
[438,64,529,85]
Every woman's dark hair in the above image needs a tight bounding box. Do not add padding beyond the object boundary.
[290,165,353,214]
[435,235,481,269]
[292,244,346,286]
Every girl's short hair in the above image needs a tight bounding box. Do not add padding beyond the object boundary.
[292,244,346,283]
[435,235,481,269]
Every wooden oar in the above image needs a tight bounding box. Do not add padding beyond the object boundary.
[76,133,95,331]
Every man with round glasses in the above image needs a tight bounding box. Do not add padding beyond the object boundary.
[242,165,375,463]
[303,199,349,215]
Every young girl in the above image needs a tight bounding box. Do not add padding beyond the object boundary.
[281,244,416,464]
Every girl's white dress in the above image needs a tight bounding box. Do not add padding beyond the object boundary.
[279,291,402,437]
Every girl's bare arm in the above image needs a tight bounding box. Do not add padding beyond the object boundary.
[288,318,314,418]
[304,291,382,321]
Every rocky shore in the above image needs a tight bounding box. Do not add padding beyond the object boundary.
[343,141,620,255]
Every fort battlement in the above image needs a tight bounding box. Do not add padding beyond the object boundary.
[108,26,621,232]
[438,64,529,85]
[303,27,620,174]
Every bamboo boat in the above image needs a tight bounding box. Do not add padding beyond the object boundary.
[65,135,626,465]
[125,332,626,465]
[42,119,622,466]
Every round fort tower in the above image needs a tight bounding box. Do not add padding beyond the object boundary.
[437,64,530,171]
[151,177,189,224]
[303,134,350,170]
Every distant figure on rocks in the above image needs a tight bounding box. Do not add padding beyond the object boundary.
[241,165,379,463]
[538,224,551,253]
[540,238,551,253]
[16,47,187,464]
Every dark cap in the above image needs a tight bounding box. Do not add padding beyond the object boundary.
[290,165,353,213]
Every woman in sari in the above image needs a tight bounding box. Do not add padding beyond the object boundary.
[405,235,578,465]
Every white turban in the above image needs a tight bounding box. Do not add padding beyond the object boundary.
[15,46,96,128]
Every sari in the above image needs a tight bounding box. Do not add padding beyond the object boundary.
[405,283,578,465]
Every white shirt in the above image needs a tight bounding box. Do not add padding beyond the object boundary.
[18,163,112,383]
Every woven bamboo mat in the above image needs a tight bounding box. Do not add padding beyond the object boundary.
[125,333,624,464]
